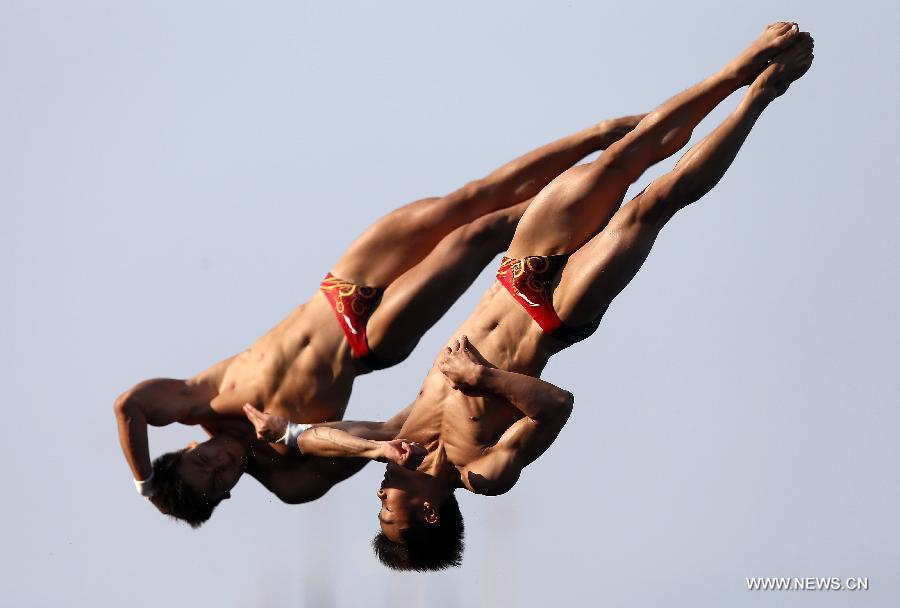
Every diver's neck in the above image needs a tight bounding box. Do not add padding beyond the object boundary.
[419,445,461,488]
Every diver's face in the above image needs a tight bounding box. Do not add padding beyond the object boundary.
[376,464,438,542]
[178,436,247,502]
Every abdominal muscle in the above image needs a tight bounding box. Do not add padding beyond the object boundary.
[407,283,560,469]
[208,294,359,424]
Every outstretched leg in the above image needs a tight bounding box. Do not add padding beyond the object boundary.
[366,200,531,362]
[553,35,815,327]
[506,22,800,259]
[330,115,645,287]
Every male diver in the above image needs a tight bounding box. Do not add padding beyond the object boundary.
[115,112,645,526]
[246,23,813,570]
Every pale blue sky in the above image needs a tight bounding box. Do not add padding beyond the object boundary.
[2,1,898,606]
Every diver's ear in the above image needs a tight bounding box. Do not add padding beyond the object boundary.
[422,501,438,525]
[186,441,199,450]
[223,491,232,500]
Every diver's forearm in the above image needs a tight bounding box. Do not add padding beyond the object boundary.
[114,398,152,480]
[475,367,574,421]
[298,426,383,460]
[316,419,397,441]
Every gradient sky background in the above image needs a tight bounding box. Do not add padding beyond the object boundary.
[2,1,898,606]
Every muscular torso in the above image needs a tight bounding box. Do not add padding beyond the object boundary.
[185,291,372,493]
[201,292,367,427]
[398,282,563,476]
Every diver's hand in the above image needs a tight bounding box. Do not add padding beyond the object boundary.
[242,404,288,443]
[379,439,426,469]
[438,335,486,391]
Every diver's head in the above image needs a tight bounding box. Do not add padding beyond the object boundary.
[150,434,248,527]
[371,464,464,571]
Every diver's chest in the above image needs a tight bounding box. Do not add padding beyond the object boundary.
[440,393,521,456]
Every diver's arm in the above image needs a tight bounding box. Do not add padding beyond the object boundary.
[438,335,574,422]
[439,336,574,496]
[113,378,199,481]
[315,419,399,442]
[241,404,421,466]
[458,397,573,497]
[296,426,423,468]
[314,403,414,441]
[297,426,385,459]
[114,388,153,482]
[466,367,573,423]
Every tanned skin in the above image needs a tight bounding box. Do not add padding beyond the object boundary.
[114,113,646,511]
[247,23,814,544]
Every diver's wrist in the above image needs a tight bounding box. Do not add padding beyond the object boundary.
[280,422,312,450]
[470,364,489,388]
[133,471,155,497]
[371,441,391,461]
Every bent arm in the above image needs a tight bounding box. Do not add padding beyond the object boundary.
[114,389,153,482]
[113,377,211,481]
[242,404,419,465]
[469,367,574,423]
[457,369,574,496]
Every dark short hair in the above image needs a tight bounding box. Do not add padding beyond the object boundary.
[372,492,464,571]
[150,450,219,528]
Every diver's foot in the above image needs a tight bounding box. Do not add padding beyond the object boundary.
[749,32,814,103]
[725,22,800,84]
